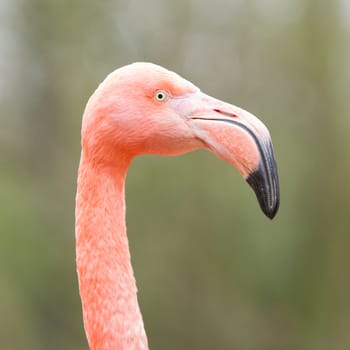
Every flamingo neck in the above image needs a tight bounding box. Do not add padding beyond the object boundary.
[75,153,148,350]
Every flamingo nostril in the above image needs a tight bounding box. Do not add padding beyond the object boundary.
[213,109,238,118]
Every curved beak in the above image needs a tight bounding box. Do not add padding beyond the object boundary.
[174,92,280,219]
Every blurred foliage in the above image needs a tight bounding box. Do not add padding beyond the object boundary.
[1,0,350,349]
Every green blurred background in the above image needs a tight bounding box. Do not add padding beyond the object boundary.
[1,0,350,349]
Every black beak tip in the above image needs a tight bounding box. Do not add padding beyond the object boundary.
[246,166,280,220]
[265,199,279,220]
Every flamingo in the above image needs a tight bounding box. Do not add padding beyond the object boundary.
[75,62,279,350]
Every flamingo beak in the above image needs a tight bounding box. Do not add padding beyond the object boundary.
[179,92,280,219]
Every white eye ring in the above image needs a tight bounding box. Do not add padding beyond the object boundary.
[154,90,168,102]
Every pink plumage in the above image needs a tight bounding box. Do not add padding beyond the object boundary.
[75,62,279,349]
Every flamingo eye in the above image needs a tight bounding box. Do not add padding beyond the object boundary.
[154,90,168,102]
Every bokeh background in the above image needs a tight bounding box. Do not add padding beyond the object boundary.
[1,0,350,349]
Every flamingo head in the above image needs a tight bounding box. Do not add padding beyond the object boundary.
[82,62,279,218]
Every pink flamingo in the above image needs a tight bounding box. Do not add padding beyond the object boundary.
[75,62,279,349]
